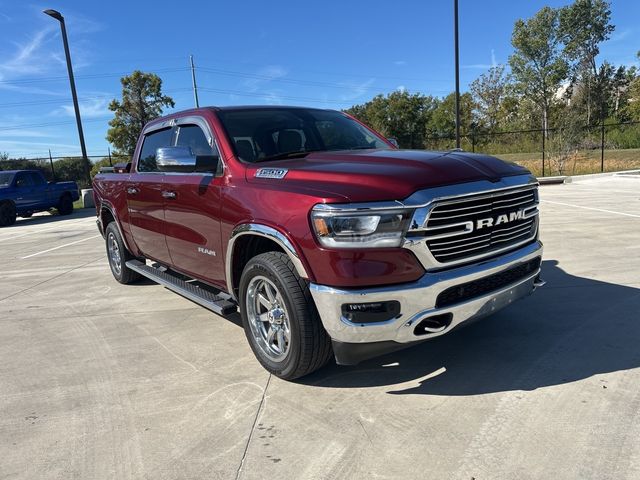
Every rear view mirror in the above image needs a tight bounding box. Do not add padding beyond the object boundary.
[156,146,196,172]
[387,138,399,148]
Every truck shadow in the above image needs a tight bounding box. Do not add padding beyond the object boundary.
[302,260,640,395]
[10,208,96,227]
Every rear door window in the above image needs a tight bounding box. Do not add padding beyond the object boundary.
[28,172,46,186]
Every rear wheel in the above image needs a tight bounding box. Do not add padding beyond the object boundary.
[57,194,73,215]
[0,201,16,227]
[239,251,332,380]
[105,222,141,284]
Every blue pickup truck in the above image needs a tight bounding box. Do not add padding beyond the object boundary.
[0,170,80,226]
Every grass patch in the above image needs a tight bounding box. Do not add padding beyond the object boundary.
[73,199,90,209]
[496,148,640,177]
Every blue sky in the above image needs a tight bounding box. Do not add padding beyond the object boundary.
[0,0,638,158]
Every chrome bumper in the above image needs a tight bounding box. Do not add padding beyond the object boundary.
[309,241,543,345]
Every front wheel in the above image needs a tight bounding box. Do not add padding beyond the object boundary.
[239,252,332,380]
[0,201,17,227]
[105,222,141,284]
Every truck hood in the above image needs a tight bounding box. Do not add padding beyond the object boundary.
[245,149,531,202]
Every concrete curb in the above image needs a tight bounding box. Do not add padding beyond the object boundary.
[538,176,567,185]
[539,169,640,185]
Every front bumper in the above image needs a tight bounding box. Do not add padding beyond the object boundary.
[310,241,543,363]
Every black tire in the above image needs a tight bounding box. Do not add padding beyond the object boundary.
[57,194,73,215]
[105,222,141,284]
[0,201,17,227]
[239,251,333,380]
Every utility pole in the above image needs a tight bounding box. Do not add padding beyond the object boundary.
[190,54,200,108]
[48,149,56,181]
[454,0,461,149]
[43,9,90,184]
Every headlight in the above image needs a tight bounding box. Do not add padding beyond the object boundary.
[311,205,413,249]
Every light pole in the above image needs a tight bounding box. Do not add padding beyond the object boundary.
[43,9,90,184]
[454,0,461,149]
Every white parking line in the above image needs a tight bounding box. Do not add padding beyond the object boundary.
[541,199,640,218]
[21,235,102,259]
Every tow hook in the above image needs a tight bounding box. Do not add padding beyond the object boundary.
[533,275,546,288]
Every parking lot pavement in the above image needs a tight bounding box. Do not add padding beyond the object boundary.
[1,176,639,480]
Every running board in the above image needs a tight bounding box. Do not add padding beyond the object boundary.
[125,260,237,316]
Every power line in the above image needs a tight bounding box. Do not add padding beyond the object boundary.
[196,65,449,93]
[0,116,111,132]
[198,87,352,105]
[0,88,193,108]
[0,67,190,85]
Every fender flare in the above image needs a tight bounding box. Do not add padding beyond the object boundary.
[225,223,309,299]
[99,201,135,254]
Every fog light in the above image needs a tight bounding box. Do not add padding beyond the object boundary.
[341,301,401,324]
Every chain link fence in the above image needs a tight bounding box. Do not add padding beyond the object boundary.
[0,153,132,189]
[425,120,640,177]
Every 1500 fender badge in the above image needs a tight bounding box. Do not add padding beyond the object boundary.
[255,168,288,179]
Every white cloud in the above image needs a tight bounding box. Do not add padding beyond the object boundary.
[462,49,499,70]
[394,60,407,66]
[397,85,406,92]
[0,130,56,138]
[56,97,111,119]
[261,90,285,105]
[243,65,288,92]
[0,26,57,80]
[339,78,376,102]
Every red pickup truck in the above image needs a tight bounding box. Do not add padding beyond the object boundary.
[93,106,544,379]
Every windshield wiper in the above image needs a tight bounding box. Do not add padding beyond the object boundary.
[254,150,321,163]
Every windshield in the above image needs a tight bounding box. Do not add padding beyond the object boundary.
[217,107,391,163]
[0,172,14,187]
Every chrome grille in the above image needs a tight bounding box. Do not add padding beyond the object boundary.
[417,186,538,264]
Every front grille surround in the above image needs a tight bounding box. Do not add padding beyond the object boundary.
[406,184,539,269]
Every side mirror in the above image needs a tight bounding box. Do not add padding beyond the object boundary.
[387,137,399,148]
[114,162,131,174]
[156,146,196,172]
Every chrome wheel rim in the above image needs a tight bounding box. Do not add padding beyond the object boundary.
[245,276,291,362]
[107,232,122,276]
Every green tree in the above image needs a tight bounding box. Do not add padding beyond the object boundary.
[469,65,515,131]
[509,6,568,136]
[54,157,89,188]
[345,90,438,148]
[427,92,476,138]
[559,0,614,124]
[625,52,640,121]
[106,71,175,155]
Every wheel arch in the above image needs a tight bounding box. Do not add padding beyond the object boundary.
[226,223,310,300]
[99,202,135,254]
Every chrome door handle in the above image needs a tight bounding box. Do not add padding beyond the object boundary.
[161,191,177,199]
[127,187,139,195]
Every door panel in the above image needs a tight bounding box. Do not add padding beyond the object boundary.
[13,173,38,211]
[126,174,171,263]
[163,174,224,286]
[162,122,225,287]
[126,126,175,263]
